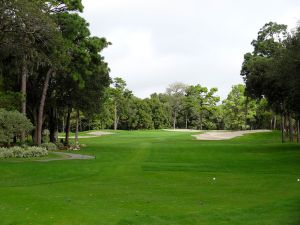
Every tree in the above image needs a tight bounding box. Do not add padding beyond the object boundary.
[185,85,220,130]
[166,82,187,129]
[146,93,171,129]
[107,78,132,130]
[241,22,300,142]
[222,84,257,130]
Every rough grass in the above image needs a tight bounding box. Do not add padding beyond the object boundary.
[0,130,299,225]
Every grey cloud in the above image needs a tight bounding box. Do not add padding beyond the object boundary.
[81,0,300,100]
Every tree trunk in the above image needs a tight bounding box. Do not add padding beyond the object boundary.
[49,107,58,143]
[20,58,28,142]
[289,113,294,142]
[270,118,273,130]
[281,112,285,143]
[199,112,203,130]
[284,113,288,139]
[273,116,277,130]
[114,102,118,130]
[173,110,177,130]
[21,59,27,115]
[36,68,53,145]
[62,117,65,133]
[75,109,79,145]
[185,114,188,129]
[297,120,300,143]
[65,107,71,146]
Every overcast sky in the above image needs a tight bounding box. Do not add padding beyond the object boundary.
[81,0,299,100]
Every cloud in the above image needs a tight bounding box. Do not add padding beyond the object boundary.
[81,0,300,100]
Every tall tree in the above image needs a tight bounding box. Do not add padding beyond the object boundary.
[185,85,220,130]
[166,82,187,129]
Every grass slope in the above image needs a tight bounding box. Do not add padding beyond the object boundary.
[0,130,299,225]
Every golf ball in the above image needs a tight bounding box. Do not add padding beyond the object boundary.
[213,177,216,180]
[298,179,300,182]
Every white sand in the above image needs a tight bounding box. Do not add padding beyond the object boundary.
[163,129,201,133]
[193,130,271,140]
[58,131,113,139]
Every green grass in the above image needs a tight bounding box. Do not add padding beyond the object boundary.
[0,130,299,225]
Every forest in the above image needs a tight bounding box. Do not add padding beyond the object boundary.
[0,0,300,149]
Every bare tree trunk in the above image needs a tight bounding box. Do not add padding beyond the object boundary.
[65,107,71,146]
[20,58,28,142]
[62,117,65,133]
[79,115,82,132]
[270,118,273,130]
[36,68,53,145]
[185,114,188,129]
[114,102,118,130]
[244,97,248,130]
[289,113,294,142]
[273,116,277,130]
[173,110,177,130]
[284,113,288,139]
[297,120,300,143]
[21,59,27,114]
[75,109,79,145]
[49,107,58,143]
[281,112,285,143]
[200,112,203,130]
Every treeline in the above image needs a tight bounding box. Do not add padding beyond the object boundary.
[241,22,300,142]
[86,79,273,132]
[0,0,110,146]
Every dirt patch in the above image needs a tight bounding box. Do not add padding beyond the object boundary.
[193,130,271,140]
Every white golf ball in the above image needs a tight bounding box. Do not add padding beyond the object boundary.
[297,179,300,182]
[213,177,216,180]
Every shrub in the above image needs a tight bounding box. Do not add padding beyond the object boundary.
[11,146,24,158]
[42,129,50,143]
[68,144,80,151]
[0,148,13,158]
[0,146,48,159]
[23,146,48,158]
[0,109,33,146]
[41,142,57,151]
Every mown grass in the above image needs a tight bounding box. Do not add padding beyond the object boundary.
[0,130,299,225]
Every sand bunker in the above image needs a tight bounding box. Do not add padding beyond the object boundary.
[58,131,113,139]
[193,130,271,140]
[163,129,201,133]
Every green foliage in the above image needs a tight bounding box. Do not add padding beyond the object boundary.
[0,146,48,158]
[147,93,172,129]
[241,21,300,116]
[222,84,257,130]
[185,85,220,130]
[0,109,33,145]
[0,92,22,110]
[41,142,58,151]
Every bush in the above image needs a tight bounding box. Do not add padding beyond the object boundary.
[0,148,14,158]
[23,147,48,158]
[11,146,24,158]
[0,146,48,159]
[55,142,65,150]
[41,142,57,151]
[68,144,80,151]
[0,109,33,145]
[42,129,50,143]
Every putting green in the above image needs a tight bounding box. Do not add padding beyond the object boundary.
[0,130,299,225]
